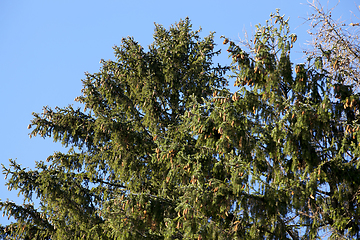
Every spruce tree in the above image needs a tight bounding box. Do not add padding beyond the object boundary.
[195,10,360,238]
[1,18,227,239]
[2,12,360,239]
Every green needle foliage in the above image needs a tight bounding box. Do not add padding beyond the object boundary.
[2,12,360,239]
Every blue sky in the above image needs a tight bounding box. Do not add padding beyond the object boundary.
[0,0,357,226]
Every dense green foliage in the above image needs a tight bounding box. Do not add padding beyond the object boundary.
[2,12,360,239]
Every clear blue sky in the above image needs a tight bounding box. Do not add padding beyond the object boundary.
[0,0,357,226]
